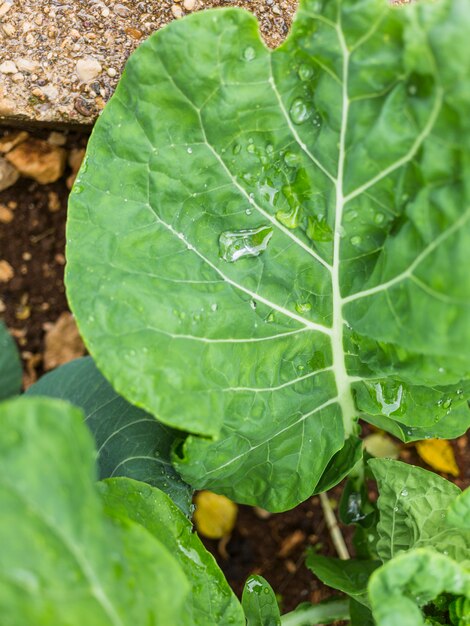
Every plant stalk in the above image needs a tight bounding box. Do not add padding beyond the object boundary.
[281,598,350,626]
[319,492,350,560]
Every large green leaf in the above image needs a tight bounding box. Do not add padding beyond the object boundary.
[369,459,470,565]
[448,488,470,531]
[66,0,470,510]
[99,478,244,625]
[0,321,22,401]
[368,549,470,626]
[0,396,189,625]
[26,357,192,515]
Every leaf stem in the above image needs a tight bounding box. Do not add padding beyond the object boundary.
[319,492,350,560]
[281,598,350,626]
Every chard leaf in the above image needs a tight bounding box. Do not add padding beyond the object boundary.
[26,357,192,515]
[0,396,189,625]
[368,548,470,626]
[242,575,281,626]
[66,0,470,511]
[369,459,470,565]
[99,478,244,626]
[306,551,380,607]
[0,321,22,401]
[448,488,470,531]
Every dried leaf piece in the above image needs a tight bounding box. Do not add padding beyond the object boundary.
[43,312,86,371]
[0,204,14,223]
[364,433,400,459]
[416,439,460,477]
[193,491,238,539]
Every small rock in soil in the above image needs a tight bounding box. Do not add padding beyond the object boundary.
[43,312,86,371]
[66,147,86,189]
[0,204,14,223]
[0,156,19,191]
[6,139,67,184]
[0,130,29,153]
[0,259,14,282]
[76,58,103,83]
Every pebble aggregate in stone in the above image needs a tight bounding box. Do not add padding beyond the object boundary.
[0,0,298,126]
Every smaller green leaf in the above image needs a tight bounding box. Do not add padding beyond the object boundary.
[448,488,470,531]
[369,459,469,564]
[305,551,380,607]
[26,357,192,515]
[280,599,350,626]
[368,549,470,626]
[349,598,374,626]
[313,435,363,495]
[0,321,22,401]
[99,478,244,626]
[242,575,281,626]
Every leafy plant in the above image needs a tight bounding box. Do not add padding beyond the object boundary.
[307,459,470,625]
[66,0,470,512]
[1,0,470,624]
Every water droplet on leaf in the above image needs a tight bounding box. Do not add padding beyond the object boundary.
[289,97,313,124]
[298,63,314,81]
[219,225,273,262]
[243,46,256,61]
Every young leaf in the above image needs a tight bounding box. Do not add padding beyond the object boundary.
[368,549,470,626]
[369,459,470,564]
[0,320,22,400]
[305,551,380,607]
[242,575,281,626]
[448,488,470,531]
[280,599,350,626]
[0,396,190,625]
[99,478,245,626]
[66,0,470,510]
[26,357,193,515]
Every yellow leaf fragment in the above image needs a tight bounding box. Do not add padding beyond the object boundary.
[364,433,400,459]
[416,439,460,477]
[193,491,238,539]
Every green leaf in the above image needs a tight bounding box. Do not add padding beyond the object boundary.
[0,321,22,401]
[0,396,190,625]
[369,459,470,564]
[368,549,470,626]
[448,488,470,531]
[242,575,281,626]
[313,435,363,494]
[99,478,244,626]
[66,0,470,511]
[349,598,374,626]
[305,550,380,606]
[280,599,350,626]
[26,357,192,515]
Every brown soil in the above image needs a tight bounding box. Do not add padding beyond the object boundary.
[1,127,469,617]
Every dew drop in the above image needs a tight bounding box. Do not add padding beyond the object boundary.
[250,300,257,310]
[187,147,193,154]
[219,225,273,263]
[374,212,385,224]
[284,151,301,167]
[401,488,408,497]
[233,143,241,154]
[245,208,252,215]
[210,303,218,312]
[298,63,314,81]
[344,210,358,223]
[289,97,313,124]
[243,46,256,61]
[350,235,362,247]
[295,302,312,314]
[307,215,333,242]
[247,143,256,154]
